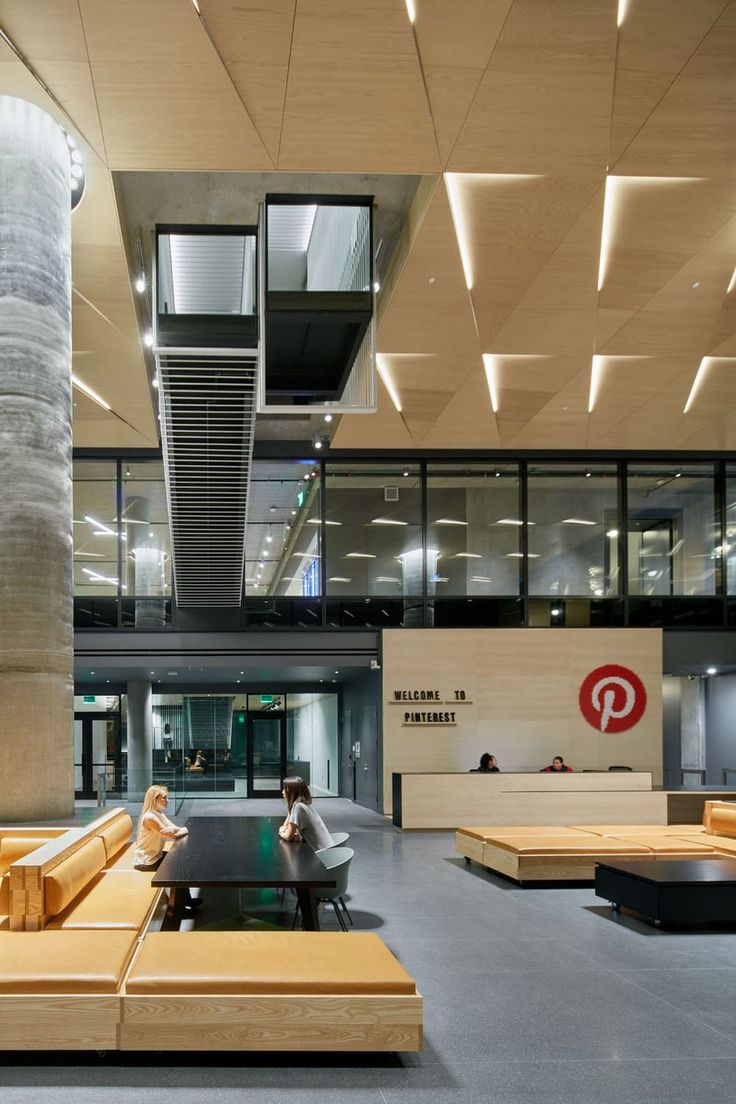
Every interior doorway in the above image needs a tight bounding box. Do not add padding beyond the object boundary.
[247,711,287,798]
[73,711,121,799]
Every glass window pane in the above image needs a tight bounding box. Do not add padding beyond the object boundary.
[627,464,718,596]
[324,463,422,596]
[528,464,620,597]
[246,461,321,597]
[285,692,338,796]
[121,460,171,627]
[427,463,520,596]
[158,232,256,315]
[726,466,736,595]
[268,204,371,292]
[73,460,118,596]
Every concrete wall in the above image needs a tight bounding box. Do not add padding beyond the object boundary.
[290,694,338,795]
[704,675,736,785]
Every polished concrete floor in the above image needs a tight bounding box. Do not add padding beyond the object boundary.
[4,797,736,1103]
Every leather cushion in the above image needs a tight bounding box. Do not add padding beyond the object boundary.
[126,932,417,995]
[44,837,107,917]
[488,834,651,855]
[0,930,138,993]
[458,826,586,842]
[708,804,736,838]
[99,815,133,862]
[571,825,703,836]
[0,837,52,876]
[606,835,715,853]
[0,874,8,913]
[46,870,159,930]
[678,833,736,854]
[104,843,137,871]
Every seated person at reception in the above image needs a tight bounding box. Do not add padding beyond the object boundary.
[278,776,334,851]
[134,785,202,909]
[541,755,573,773]
[472,753,499,773]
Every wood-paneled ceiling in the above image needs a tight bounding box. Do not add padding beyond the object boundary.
[1,0,734,451]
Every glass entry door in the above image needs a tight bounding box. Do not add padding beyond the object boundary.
[247,713,286,798]
[73,712,120,799]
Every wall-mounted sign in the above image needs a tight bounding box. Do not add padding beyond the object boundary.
[579,664,647,733]
[83,695,96,703]
[402,710,457,726]
[390,689,472,704]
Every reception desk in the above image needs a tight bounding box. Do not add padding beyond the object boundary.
[391,771,663,830]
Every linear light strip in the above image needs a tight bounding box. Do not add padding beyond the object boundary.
[683,357,711,413]
[444,173,474,290]
[481,354,498,413]
[72,374,111,411]
[588,355,603,413]
[376,355,402,413]
[617,0,630,28]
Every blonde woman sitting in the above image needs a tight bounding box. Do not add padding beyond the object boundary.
[134,784,202,910]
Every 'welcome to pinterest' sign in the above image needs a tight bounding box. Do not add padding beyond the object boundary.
[578,664,647,733]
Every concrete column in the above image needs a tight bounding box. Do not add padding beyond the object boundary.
[680,676,706,773]
[127,679,153,799]
[0,97,73,820]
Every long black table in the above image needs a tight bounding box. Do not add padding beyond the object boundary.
[151,816,337,930]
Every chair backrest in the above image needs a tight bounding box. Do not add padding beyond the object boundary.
[328,831,350,848]
[317,846,353,897]
[608,765,633,772]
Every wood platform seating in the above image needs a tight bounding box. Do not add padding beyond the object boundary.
[456,801,736,883]
[6,808,158,932]
[121,931,423,1052]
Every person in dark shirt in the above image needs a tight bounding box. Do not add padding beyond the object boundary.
[472,753,499,773]
[542,755,572,772]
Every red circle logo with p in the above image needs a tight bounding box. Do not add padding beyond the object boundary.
[579,664,647,733]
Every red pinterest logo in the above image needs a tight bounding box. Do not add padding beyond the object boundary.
[579,664,647,733]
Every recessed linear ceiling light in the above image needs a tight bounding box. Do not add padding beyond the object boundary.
[376,575,401,583]
[306,518,342,525]
[684,356,714,413]
[471,576,493,583]
[328,577,352,583]
[404,0,416,22]
[444,173,474,290]
[134,275,146,294]
[495,518,526,526]
[617,0,629,27]
[561,518,598,526]
[454,552,482,558]
[435,518,468,526]
[72,375,111,411]
[345,552,376,558]
[370,517,408,526]
[482,354,499,412]
[376,354,402,413]
[292,551,320,558]
[598,177,703,292]
[84,515,115,536]
[727,267,736,295]
[588,355,603,413]
[506,552,540,558]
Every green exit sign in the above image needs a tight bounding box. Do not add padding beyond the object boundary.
[238,713,245,724]
[259,694,274,704]
[83,695,96,703]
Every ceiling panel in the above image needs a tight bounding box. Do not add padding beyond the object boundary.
[448,0,617,174]
[198,0,295,164]
[412,0,512,164]
[77,0,272,170]
[608,0,727,167]
[277,0,440,172]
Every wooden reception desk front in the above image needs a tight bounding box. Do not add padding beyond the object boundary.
[391,771,664,830]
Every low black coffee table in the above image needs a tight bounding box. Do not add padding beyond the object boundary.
[595,859,736,926]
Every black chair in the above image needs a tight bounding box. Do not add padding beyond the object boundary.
[608,765,633,772]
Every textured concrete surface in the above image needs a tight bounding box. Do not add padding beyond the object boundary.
[0,96,73,819]
[126,679,153,797]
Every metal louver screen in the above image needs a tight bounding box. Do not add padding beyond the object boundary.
[157,351,258,606]
[167,235,253,314]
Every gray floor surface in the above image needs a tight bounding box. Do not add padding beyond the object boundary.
[3,797,736,1103]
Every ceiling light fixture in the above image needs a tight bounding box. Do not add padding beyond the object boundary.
[324,413,333,423]
[561,518,597,526]
[373,281,380,293]
[588,355,603,413]
[135,275,146,294]
[617,0,630,27]
[683,357,711,413]
[707,667,717,675]
[404,0,416,23]
[376,354,402,413]
[71,374,111,411]
[455,552,482,558]
[152,377,158,389]
[370,517,408,526]
[143,331,154,348]
[345,552,376,558]
[444,173,474,290]
[727,267,736,294]
[482,354,499,413]
[435,518,468,526]
[84,515,115,535]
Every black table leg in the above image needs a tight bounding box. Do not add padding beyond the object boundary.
[165,887,187,928]
[296,888,320,931]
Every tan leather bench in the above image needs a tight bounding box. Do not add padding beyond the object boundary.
[456,807,736,882]
[7,809,146,931]
[0,929,138,1050]
[121,931,423,1052]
